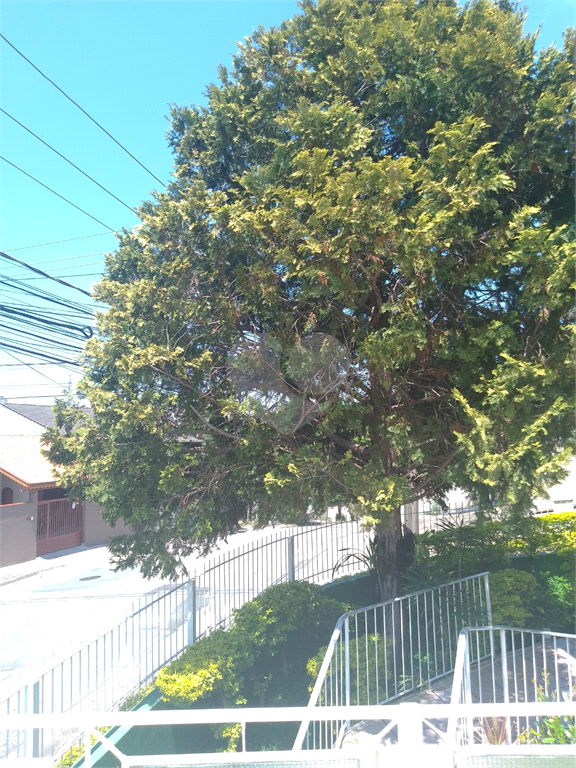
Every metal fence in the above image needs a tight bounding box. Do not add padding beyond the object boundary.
[449,626,576,747]
[294,572,492,750]
[193,521,369,638]
[413,503,480,534]
[3,701,576,768]
[1,521,369,760]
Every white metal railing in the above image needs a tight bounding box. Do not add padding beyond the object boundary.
[1,521,369,760]
[193,521,369,639]
[294,572,492,750]
[449,626,576,748]
[2,702,575,767]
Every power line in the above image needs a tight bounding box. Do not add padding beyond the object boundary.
[0,277,94,313]
[21,273,102,281]
[0,252,107,269]
[0,394,73,399]
[2,232,111,251]
[0,33,165,187]
[0,342,80,366]
[1,347,65,384]
[1,262,104,278]
[0,157,115,232]
[0,362,76,367]
[1,108,137,214]
[0,321,88,348]
[0,250,93,297]
[0,307,93,338]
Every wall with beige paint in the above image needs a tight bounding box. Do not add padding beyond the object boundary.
[83,501,131,547]
[0,500,37,567]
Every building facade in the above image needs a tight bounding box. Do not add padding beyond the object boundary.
[0,402,129,568]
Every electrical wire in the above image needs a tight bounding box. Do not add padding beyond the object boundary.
[0,276,95,312]
[0,394,74,399]
[0,252,107,271]
[0,323,87,350]
[0,157,116,232]
[0,308,93,338]
[0,33,165,187]
[22,273,102,281]
[0,342,80,366]
[2,232,111,251]
[0,250,93,297]
[1,108,137,214]
[0,286,94,318]
[1,347,67,384]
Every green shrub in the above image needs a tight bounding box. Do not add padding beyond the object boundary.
[416,519,510,578]
[307,633,390,705]
[415,513,575,582]
[529,512,575,556]
[489,570,543,628]
[155,581,347,749]
[541,573,576,634]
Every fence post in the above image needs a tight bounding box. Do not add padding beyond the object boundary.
[287,536,295,582]
[500,628,512,744]
[187,578,196,646]
[484,572,493,625]
[344,617,351,707]
[32,681,40,758]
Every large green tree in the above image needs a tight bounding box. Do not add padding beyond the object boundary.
[45,0,575,597]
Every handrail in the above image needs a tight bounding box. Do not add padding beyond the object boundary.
[3,701,576,767]
[447,625,576,745]
[293,572,491,750]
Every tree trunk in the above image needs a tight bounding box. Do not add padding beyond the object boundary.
[373,508,416,601]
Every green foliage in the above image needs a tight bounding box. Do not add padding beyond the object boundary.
[155,582,346,749]
[513,512,576,556]
[541,573,576,634]
[488,568,575,633]
[521,714,576,745]
[414,513,576,580]
[412,514,575,632]
[118,684,155,712]
[414,519,511,579]
[519,682,576,745]
[489,569,543,628]
[43,0,575,590]
[307,634,390,705]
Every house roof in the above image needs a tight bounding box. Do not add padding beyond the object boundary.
[0,402,58,430]
[0,435,57,489]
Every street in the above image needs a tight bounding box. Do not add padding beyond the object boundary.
[0,525,288,696]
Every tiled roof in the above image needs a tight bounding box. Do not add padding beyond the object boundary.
[0,435,57,488]
[1,403,58,429]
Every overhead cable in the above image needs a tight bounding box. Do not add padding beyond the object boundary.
[0,33,165,187]
[10,353,64,383]
[0,250,93,296]
[0,394,73,399]
[0,341,80,366]
[0,157,115,232]
[23,273,101,281]
[2,232,111,251]
[0,252,107,270]
[0,277,94,313]
[0,306,93,338]
[0,324,85,353]
[1,108,137,214]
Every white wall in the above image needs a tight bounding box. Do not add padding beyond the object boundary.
[0,405,45,436]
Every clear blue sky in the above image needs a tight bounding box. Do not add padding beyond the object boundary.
[0,0,574,403]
